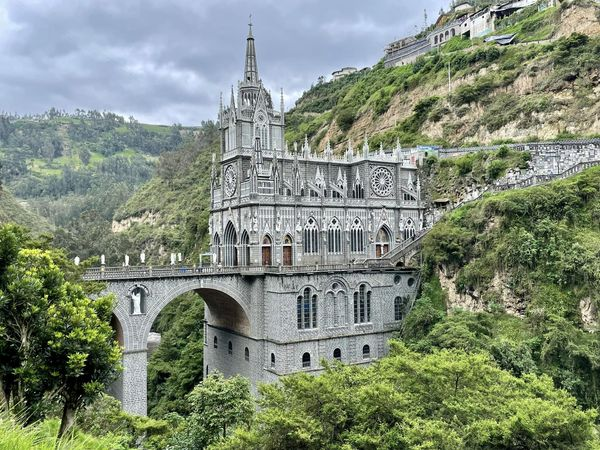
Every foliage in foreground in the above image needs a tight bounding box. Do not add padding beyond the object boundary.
[214,342,598,450]
[0,413,128,450]
[169,373,254,450]
[0,224,121,436]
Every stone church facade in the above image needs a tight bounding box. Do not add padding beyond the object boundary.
[204,24,424,385]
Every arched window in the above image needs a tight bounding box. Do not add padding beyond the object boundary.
[333,348,341,360]
[350,218,365,253]
[327,218,342,254]
[352,182,364,199]
[213,233,221,265]
[245,347,249,361]
[213,336,218,348]
[240,230,250,266]
[228,341,233,355]
[283,235,293,266]
[223,221,238,266]
[354,284,372,324]
[362,344,371,359]
[303,217,319,254]
[297,287,317,329]
[403,219,416,241]
[451,28,456,37]
[434,35,438,45]
[261,125,268,149]
[262,235,273,266]
[302,352,311,368]
[271,353,276,367]
[375,226,391,257]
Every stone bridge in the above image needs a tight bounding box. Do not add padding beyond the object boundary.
[86,263,420,415]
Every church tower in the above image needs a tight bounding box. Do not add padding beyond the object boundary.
[219,22,284,157]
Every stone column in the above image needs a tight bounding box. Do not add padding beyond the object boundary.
[120,349,148,416]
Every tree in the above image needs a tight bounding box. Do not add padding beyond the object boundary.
[215,342,597,450]
[79,147,91,166]
[170,373,253,449]
[0,225,121,437]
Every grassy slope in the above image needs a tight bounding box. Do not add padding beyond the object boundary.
[0,189,51,234]
[285,0,600,151]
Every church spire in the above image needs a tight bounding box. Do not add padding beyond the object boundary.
[244,16,259,83]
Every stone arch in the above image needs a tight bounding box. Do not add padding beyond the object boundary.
[282,234,293,266]
[140,279,253,349]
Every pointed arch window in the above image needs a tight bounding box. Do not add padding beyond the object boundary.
[403,219,416,241]
[223,222,238,266]
[297,287,317,329]
[303,217,319,254]
[350,218,365,253]
[261,125,268,149]
[327,218,342,254]
[240,230,250,266]
[353,284,372,324]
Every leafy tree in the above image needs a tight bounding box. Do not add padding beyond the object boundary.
[79,148,91,166]
[215,343,597,450]
[170,373,253,449]
[0,225,121,437]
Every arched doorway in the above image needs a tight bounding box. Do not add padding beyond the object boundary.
[262,235,273,266]
[240,230,250,266]
[375,226,391,257]
[223,222,238,266]
[283,235,293,266]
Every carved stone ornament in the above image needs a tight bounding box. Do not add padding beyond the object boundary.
[370,167,394,197]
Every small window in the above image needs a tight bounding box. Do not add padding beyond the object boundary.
[213,336,218,348]
[228,341,233,355]
[394,274,401,285]
[302,352,311,368]
[245,347,250,361]
[362,345,370,359]
[333,348,341,360]
[271,353,275,367]
[206,365,209,376]
[407,277,415,287]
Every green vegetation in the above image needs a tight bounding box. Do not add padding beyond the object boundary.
[421,146,531,201]
[170,373,253,449]
[114,121,219,264]
[417,166,600,410]
[284,1,600,151]
[0,189,51,234]
[148,293,205,417]
[0,224,121,437]
[215,342,598,449]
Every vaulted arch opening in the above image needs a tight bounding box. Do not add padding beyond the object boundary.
[223,221,238,267]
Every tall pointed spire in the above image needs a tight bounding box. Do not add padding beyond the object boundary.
[244,15,259,83]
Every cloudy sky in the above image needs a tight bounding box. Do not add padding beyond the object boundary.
[0,0,449,125]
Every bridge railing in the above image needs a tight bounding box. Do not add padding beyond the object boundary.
[82,262,406,281]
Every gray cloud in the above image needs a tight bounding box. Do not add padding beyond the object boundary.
[0,0,448,125]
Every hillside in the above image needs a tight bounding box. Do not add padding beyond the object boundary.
[409,166,600,410]
[0,189,51,234]
[285,0,600,151]
[0,109,199,263]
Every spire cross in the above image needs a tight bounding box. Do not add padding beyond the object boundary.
[248,14,253,34]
